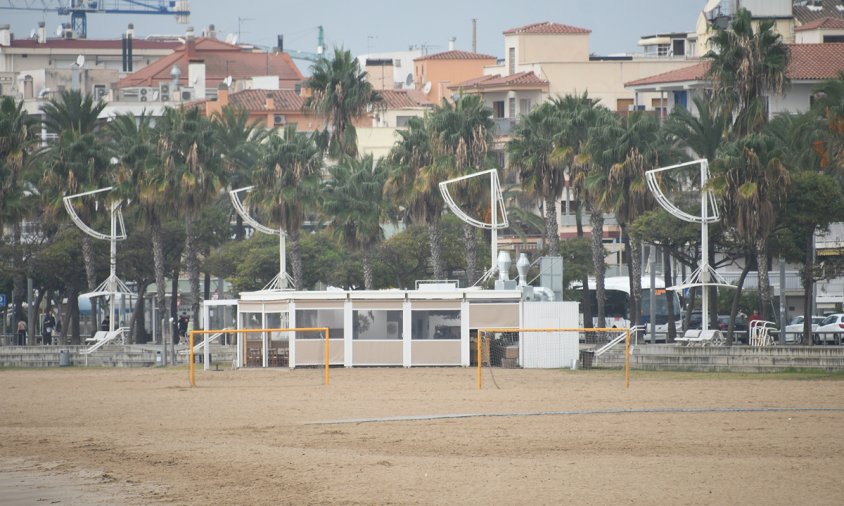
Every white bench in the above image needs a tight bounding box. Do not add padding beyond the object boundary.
[676,329,724,346]
[85,331,109,343]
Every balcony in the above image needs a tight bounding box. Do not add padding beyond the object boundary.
[494,118,516,136]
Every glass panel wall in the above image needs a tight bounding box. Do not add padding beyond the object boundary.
[240,312,263,367]
[265,312,289,367]
[411,310,460,340]
[296,309,344,340]
[353,310,402,340]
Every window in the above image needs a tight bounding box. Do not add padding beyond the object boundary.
[396,115,413,128]
[393,59,401,67]
[412,310,460,340]
[508,47,515,74]
[519,98,532,114]
[617,98,634,112]
[296,309,344,339]
[508,97,516,118]
[493,101,505,118]
[672,39,685,56]
[353,310,403,340]
[672,90,688,111]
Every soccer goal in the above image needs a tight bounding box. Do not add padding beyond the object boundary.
[475,327,631,390]
[188,327,330,387]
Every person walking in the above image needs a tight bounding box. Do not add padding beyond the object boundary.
[16,320,27,346]
[43,312,56,345]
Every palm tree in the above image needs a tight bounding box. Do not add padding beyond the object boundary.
[211,105,269,240]
[428,94,494,284]
[304,48,381,158]
[157,107,223,322]
[0,96,39,326]
[386,116,448,279]
[507,102,565,254]
[711,132,790,320]
[253,125,323,289]
[704,7,789,137]
[322,154,389,289]
[109,112,170,344]
[40,90,108,337]
[554,94,615,327]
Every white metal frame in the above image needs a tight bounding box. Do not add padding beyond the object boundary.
[229,186,293,290]
[438,169,509,286]
[645,159,733,333]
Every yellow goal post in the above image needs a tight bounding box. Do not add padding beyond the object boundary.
[476,327,631,390]
[188,327,330,387]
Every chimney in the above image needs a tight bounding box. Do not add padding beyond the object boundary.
[0,25,11,47]
[126,23,135,39]
[217,82,229,106]
[204,24,216,39]
[265,91,275,110]
[186,25,195,39]
[188,59,206,99]
[277,35,283,52]
[37,22,46,44]
[126,25,134,73]
[448,37,456,51]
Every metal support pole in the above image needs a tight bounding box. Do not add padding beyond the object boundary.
[649,245,656,342]
[700,162,709,333]
[779,257,787,331]
[491,172,498,274]
[27,277,35,345]
[280,228,288,289]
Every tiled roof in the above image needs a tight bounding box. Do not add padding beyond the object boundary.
[5,37,180,50]
[117,37,303,89]
[414,50,497,61]
[625,61,709,87]
[787,43,844,79]
[793,0,844,25]
[451,71,549,90]
[626,43,844,87]
[795,16,844,31]
[503,21,591,35]
[378,89,433,109]
[224,89,305,112]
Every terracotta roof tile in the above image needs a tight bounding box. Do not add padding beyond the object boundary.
[503,21,591,35]
[414,50,497,61]
[795,16,844,31]
[787,43,844,79]
[224,89,305,112]
[451,71,549,90]
[378,89,433,109]
[625,61,709,87]
[626,43,844,87]
[117,38,303,89]
[793,0,844,25]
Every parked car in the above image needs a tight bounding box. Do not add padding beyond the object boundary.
[815,314,844,344]
[783,316,825,344]
[687,312,747,343]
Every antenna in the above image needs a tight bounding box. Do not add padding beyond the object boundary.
[229,186,292,290]
[646,159,733,334]
[63,187,132,335]
[439,169,508,286]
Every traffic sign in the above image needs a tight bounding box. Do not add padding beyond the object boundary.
[0,293,6,307]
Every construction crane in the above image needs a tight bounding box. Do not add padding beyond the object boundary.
[281,25,325,63]
[0,1,190,39]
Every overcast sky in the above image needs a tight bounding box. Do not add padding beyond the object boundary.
[4,0,706,57]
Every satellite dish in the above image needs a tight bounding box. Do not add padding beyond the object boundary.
[405,73,413,86]
[76,55,85,67]
[223,75,233,87]
[422,81,432,94]
[55,25,63,37]
[30,29,37,39]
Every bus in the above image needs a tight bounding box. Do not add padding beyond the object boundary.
[573,276,683,341]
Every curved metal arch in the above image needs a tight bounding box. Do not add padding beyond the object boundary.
[229,186,282,236]
[62,187,127,241]
[644,159,719,224]
[438,169,509,230]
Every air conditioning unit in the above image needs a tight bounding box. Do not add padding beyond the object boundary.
[180,87,194,101]
[273,114,286,126]
[92,84,107,101]
[159,82,171,101]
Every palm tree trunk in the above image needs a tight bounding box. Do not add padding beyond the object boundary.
[727,255,752,346]
[544,194,560,255]
[663,251,677,343]
[590,210,606,328]
[463,223,478,285]
[81,234,98,338]
[362,249,374,290]
[629,234,643,333]
[151,220,167,345]
[802,233,814,346]
[65,284,80,344]
[290,230,303,290]
[428,218,444,280]
[576,203,593,328]
[129,281,148,344]
[756,237,772,320]
[184,213,202,325]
